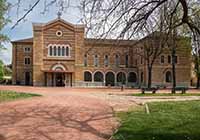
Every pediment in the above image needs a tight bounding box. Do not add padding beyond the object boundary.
[43,18,75,31]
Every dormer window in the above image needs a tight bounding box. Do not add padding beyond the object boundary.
[47,44,71,57]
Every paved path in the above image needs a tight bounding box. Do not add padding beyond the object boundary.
[1,86,200,140]
[0,86,119,140]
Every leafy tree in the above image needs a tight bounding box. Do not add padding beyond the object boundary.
[0,60,4,80]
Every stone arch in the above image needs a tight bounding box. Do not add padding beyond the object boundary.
[128,72,137,83]
[51,63,66,71]
[84,71,92,82]
[105,71,115,86]
[93,71,104,82]
[117,72,126,84]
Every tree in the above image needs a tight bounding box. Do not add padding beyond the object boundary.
[136,30,168,88]
[0,0,10,49]
[191,4,200,88]
[0,60,4,80]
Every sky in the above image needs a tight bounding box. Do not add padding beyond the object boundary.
[0,0,81,64]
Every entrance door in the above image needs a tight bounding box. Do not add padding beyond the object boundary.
[25,72,31,85]
[55,73,65,87]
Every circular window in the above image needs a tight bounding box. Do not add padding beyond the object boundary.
[56,30,63,37]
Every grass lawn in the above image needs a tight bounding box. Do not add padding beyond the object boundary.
[113,101,200,140]
[132,93,200,96]
[0,90,41,103]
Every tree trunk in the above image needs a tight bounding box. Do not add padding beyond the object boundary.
[197,76,200,89]
[147,66,152,89]
[171,48,176,94]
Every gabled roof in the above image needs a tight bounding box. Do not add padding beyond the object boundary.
[12,37,33,44]
[33,18,84,31]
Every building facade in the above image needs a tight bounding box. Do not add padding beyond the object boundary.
[12,18,192,87]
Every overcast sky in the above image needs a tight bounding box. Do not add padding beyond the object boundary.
[1,0,81,64]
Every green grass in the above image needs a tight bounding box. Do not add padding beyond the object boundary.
[113,101,200,140]
[0,90,41,103]
[132,93,200,96]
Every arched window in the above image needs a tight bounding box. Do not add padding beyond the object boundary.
[117,72,126,84]
[58,46,61,56]
[84,54,87,67]
[49,46,53,56]
[166,71,172,83]
[161,55,164,63]
[62,47,65,56]
[84,71,92,82]
[94,71,104,82]
[115,54,120,67]
[94,55,99,67]
[128,72,137,83]
[54,46,57,56]
[48,44,70,57]
[104,55,109,67]
[66,47,69,56]
[106,72,115,86]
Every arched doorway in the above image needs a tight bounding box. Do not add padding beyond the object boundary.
[51,64,67,87]
[165,71,172,83]
[105,72,115,86]
[84,71,92,82]
[94,71,104,82]
[128,72,137,83]
[117,72,126,84]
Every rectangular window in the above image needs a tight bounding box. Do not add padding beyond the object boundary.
[84,54,87,67]
[125,55,129,67]
[94,55,99,67]
[104,55,109,67]
[24,47,31,53]
[115,55,120,67]
[168,55,171,64]
[24,57,31,65]
[161,55,165,63]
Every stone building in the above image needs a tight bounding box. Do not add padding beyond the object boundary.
[12,17,191,87]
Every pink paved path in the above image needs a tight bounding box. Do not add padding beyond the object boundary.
[1,86,200,140]
[0,86,119,140]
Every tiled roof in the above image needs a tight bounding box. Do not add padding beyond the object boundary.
[12,38,33,43]
[12,37,137,46]
[84,38,137,46]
